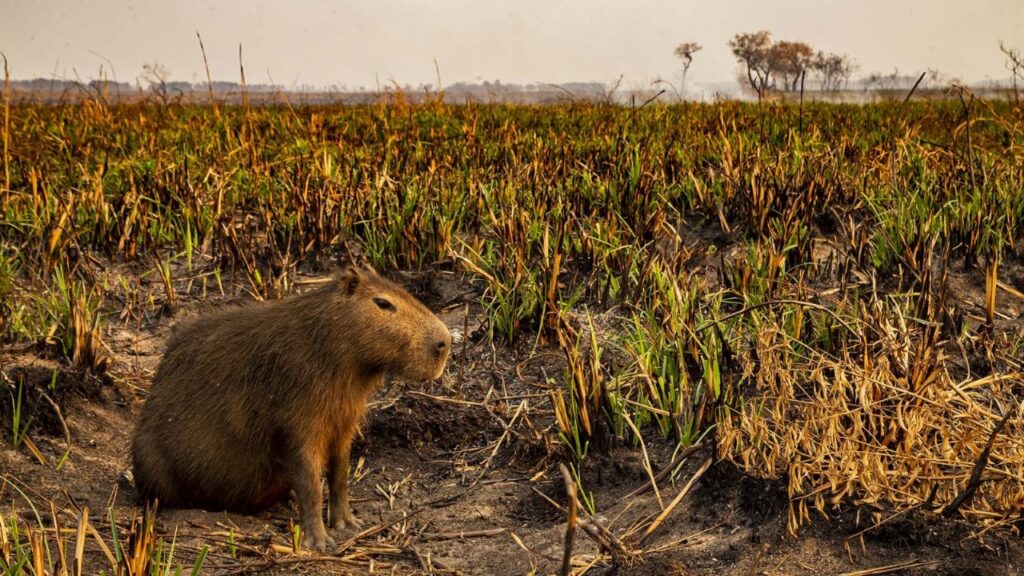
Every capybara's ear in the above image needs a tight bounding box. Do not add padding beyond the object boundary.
[339,266,361,295]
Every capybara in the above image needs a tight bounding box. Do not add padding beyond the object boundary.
[132,265,451,550]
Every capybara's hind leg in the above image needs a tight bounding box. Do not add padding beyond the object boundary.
[287,451,334,551]
[132,444,180,506]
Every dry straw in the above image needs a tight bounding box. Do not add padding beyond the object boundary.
[719,305,1024,535]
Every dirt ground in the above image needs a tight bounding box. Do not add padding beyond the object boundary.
[3,266,1024,575]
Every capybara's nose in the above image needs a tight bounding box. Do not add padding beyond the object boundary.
[434,329,451,358]
[434,338,449,356]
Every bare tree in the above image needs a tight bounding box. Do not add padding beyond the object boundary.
[770,41,815,91]
[812,52,855,91]
[1000,41,1022,104]
[141,61,172,104]
[601,74,625,105]
[674,41,703,96]
[728,31,774,98]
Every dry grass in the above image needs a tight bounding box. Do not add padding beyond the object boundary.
[719,289,1024,534]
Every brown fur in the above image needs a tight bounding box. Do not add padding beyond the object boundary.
[131,266,451,550]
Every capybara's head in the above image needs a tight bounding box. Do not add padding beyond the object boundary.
[325,265,451,382]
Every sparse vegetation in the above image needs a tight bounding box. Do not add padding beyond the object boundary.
[1,87,1022,572]
[0,501,207,576]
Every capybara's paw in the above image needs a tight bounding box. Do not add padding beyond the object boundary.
[330,508,363,530]
[301,527,336,552]
[344,511,363,529]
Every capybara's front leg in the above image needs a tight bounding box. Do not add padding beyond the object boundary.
[329,430,362,530]
[287,452,334,551]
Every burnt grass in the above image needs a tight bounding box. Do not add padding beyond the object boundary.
[3,257,1024,576]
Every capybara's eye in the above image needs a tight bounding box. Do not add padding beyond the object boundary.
[373,297,395,311]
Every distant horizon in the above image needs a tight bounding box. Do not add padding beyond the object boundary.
[1,55,1019,96]
[6,74,1015,93]
[2,1,1021,94]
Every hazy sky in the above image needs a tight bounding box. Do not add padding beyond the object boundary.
[1,0,1021,91]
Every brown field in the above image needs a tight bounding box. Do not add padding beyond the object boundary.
[2,95,1024,575]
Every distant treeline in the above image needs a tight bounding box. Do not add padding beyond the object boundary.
[6,77,617,105]
[4,76,1016,105]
